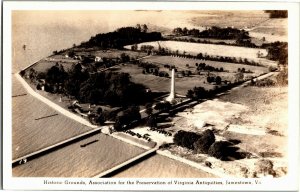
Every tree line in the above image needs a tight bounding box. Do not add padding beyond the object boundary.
[265,10,288,18]
[173,26,251,40]
[26,63,151,107]
[80,26,162,49]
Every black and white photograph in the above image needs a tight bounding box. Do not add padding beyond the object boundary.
[2,1,299,191]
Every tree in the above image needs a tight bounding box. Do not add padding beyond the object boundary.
[147,115,157,128]
[186,89,194,99]
[215,76,222,85]
[174,130,201,150]
[194,129,215,154]
[142,24,148,33]
[234,72,244,82]
[208,141,232,160]
[136,24,141,32]
[145,103,153,115]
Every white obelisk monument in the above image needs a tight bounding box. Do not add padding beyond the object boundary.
[166,68,176,102]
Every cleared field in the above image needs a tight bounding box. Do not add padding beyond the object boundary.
[113,154,216,178]
[125,41,268,63]
[189,10,269,29]
[109,64,215,95]
[13,134,145,177]
[219,86,288,137]
[141,55,268,75]
[174,36,236,44]
[12,88,93,159]
[75,49,147,59]
[109,64,171,93]
[250,18,287,36]
[29,59,76,73]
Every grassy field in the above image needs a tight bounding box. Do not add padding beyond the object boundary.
[126,41,269,63]
[141,55,268,75]
[188,10,269,29]
[109,64,216,95]
[113,154,216,178]
[173,36,236,44]
[75,49,147,59]
[13,133,145,177]
[28,59,77,73]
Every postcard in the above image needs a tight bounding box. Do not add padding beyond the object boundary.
[2,1,299,191]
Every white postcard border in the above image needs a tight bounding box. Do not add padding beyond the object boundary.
[2,1,299,191]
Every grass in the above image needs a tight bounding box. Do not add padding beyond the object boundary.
[126,41,269,63]
[109,64,216,95]
[29,58,77,73]
[74,49,147,59]
[141,55,268,75]
[174,36,236,44]
[188,10,269,29]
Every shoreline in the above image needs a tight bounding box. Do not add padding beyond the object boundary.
[14,73,98,128]
[13,72,222,177]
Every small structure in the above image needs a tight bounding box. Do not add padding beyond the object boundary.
[95,56,103,62]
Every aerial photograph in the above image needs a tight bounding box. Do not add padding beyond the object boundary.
[12,10,288,178]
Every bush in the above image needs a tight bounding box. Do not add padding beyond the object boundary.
[276,70,288,86]
[208,141,231,160]
[174,130,201,150]
[215,76,222,85]
[194,129,216,154]
[254,159,276,176]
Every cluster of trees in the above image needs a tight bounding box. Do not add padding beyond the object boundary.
[173,26,251,40]
[77,72,149,106]
[265,10,288,18]
[195,53,260,66]
[154,101,172,111]
[139,62,171,78]
[207,76,222,85]
[250,78,276,87]
[196,63,224,72]
[31,63,151,107]
[114,106,141,131]
[173,130,202,150]
[186,78,246,100]
[237,67,253,73]
[174,130,246,160]
[168,52,261,66]
[186,86,212,99]
[173,129,216,155]
[262,42,288,65]
[80,26,162,49]
[139,45,154,54]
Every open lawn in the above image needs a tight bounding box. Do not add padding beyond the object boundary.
[29,58,77,73]
[141,55,268,75]
[189,10,269,29]
[174,36,236,44]
[125,41,271,63]
[108,64,216,95]
[75,49,147,59]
